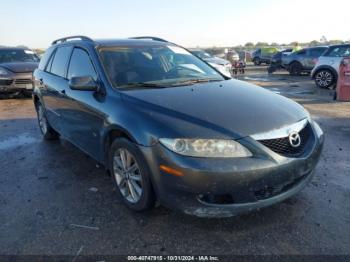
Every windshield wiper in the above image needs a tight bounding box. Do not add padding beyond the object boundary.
[170,78,223,86]
[119,82,168,89]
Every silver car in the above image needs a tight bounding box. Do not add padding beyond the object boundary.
[189,49,232,77]
[311,44,350,89]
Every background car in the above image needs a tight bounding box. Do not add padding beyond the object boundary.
[0,47,40,96]
[251,47,279,65]
[189,48,232,77]
[267,48,293,73]
[311,44,350,89]
[282,46,328,75]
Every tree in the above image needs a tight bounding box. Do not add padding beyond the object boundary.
[327,39,343,45]
[309,40,321,47]
[244,42,254,47]
[255,42,269,47]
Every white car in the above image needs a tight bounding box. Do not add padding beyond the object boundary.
[189,49,232,77]
[311,44,350,89]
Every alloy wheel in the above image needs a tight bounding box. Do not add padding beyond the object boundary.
[113,148,143,203]
[315,70,334,89]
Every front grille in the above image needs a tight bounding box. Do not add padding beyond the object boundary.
[14,79,33,85]
[0,79,13,86]
[258,123,312,157]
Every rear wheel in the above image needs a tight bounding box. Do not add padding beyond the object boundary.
[315,69,336,89]
[109,138,155,211]
[289,62,303,75]
[35,102,59,140]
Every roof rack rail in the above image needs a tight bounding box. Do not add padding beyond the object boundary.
[129,36,169,43]
[51,35,94,45]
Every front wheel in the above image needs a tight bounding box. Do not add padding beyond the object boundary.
[36,102,59,140]
[315,69,336,89]
[289,62,303,76]
[109,138,155,211]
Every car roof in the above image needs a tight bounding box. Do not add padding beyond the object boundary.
[306,46,328,49]
[0,47,30,51]
[93,38,174,47]
[328,44,350,48]
[51,36,175,48]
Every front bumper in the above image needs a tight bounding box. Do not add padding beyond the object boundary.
[140,123,324,217]
[0,73,34,93]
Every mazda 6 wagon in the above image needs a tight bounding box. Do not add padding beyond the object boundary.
[33,36,324,217]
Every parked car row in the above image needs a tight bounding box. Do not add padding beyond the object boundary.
[266,44,350,89]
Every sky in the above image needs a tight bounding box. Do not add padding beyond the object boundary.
[1,0,348,48]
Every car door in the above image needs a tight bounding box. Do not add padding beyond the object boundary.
[40,45,73,133]
[63,47,106,160]
[305,48,326,70]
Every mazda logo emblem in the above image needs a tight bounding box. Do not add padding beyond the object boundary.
[289,131,301,148]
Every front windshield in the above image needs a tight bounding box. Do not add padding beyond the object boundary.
[99,45,224,88]
[0,49,39,63]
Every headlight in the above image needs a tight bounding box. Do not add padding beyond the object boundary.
[0,67,10,76]
[159,138,252,158]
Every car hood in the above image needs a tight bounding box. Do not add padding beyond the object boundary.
[0,62,39,73]
[120,79,308,139]
[204,57,230,66]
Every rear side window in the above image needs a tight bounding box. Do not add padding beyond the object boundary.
[295,49,306,55]
[326,46,350,57]
[67,48,97,80]
[309,48,326,57]
[49,46,72,78]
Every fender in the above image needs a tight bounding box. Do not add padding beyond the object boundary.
[312,65,338,79]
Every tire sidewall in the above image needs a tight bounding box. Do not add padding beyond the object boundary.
[108,138,155,211]
[35,102,58,140]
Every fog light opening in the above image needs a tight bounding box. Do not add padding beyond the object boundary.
[198,193,235,205]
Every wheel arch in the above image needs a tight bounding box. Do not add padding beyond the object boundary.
[312,65,338,79]
[289,60,302,67]
[102,125,140,166]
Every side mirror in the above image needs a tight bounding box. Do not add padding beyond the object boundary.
[69,76,98,91]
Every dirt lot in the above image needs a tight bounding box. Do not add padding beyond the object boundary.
[0,66,350,257]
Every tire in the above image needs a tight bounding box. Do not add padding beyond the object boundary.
[35,102,60,140]
[268,66,275,74]
[253,58,261,66]
[109,138,155,211]
[22,90,33,98]
[289,62,303,76]
[314,69,336,90]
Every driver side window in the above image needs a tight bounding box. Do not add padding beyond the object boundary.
[68,48,97,80]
